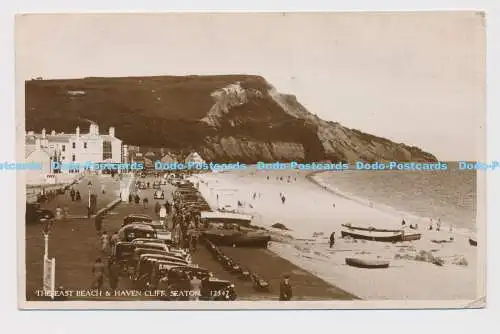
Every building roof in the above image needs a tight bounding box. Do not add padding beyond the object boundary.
[185,151,205,163]
[160,153,177,163]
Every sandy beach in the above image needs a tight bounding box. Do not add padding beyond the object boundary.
[190,167,479,301]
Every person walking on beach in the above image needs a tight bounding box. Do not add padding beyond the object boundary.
[75,190,81,201]
[70,188,75,201]
[401,219,406,226]
[134,194,140,204]
[128,194,133,203]
[279,275,292,301]
[108,259,120,291]
[91,258,105,290]
[437,218,442,232]
[101,185,105,195]
[329,232,335,248]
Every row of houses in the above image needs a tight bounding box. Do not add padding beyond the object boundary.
[24,123,206,178]
[129,150,205,169]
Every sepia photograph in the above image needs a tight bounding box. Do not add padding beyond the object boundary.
[15,11,486,309]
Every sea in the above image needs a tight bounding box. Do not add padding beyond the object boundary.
[314,162,477,231]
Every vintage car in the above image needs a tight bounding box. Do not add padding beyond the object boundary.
[156,229,173,241]
[122,214,153,227]
[199,278,237,301]
[141,220,167,231]
[132,242,169,252]
[113,241,137,276]
[133,256,161,289]
[26,202,54,224]
[134,249,188,265]
[118,223,157,242]
[153,190,164,200]
[152,182,161,189]
[129,253,187,282]
[131,238,190,261]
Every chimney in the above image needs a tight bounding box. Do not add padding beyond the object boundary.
[51,130,55,136]
[41,128,46,138]
[109,126,115,137]
[76,126,80,137]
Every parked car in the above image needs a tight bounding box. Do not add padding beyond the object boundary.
[134,249,188,266]
[152,182,161,189]
[122,214,153,227]
[113,241,136,276]
[200,278,237,301]
[118,223,157,242]
[26,203,54,224]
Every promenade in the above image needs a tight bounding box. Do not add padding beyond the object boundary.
[25,174,356,301]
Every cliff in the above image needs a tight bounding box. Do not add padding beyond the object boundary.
[25,75,437,163]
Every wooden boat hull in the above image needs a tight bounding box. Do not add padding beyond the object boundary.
[402,233,421,241]
[345,257,390,269]
[469,238,477,246]
[341,223,401,233]
[202,231,271,248]
[341,230,403,243]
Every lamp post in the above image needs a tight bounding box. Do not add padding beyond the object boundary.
[88,180,92,217]
[41,218,53,260]
[41,218,55,299]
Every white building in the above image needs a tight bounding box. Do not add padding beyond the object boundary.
[25,139,52,184]
[25,123,123,172]
[184,151,205,164]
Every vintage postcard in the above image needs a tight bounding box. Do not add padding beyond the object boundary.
[16,12,486,310]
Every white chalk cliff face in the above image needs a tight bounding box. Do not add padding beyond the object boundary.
[26,75,436,163]
[199,81,436,163]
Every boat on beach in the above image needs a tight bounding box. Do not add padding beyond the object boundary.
[345,257,390,269]
[341,223,401,233]
[341,229,404,243]
[341,224,422,242]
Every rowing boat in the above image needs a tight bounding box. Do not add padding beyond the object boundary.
[345,257,390,269]
[341,229,403,243]
[341,223,401,233]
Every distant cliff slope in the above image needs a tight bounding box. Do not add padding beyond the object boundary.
[25,75,437,163]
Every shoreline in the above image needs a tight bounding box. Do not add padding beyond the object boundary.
[191,168,478,301]
[307,169,475,237]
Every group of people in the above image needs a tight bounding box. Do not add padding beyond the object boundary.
[128,193,149,208]
[91,230,121,290]
[69,187,82,202]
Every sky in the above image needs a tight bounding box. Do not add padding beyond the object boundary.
[15,12,486,161]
